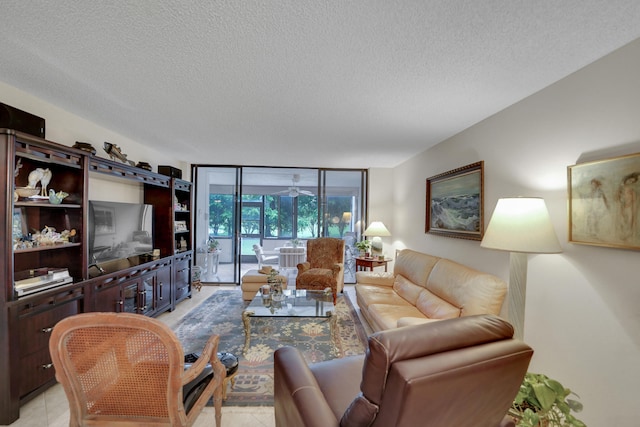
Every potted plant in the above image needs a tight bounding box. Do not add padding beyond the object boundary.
[207,237,220,252]
[509,372,585,427]
[354,240,371,257]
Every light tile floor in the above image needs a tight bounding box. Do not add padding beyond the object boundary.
[8,285,276,427]
[8,284,367,426]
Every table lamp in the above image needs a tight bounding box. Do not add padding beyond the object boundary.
[364,221,391,256]
[480,197,561,340]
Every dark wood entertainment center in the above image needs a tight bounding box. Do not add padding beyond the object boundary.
[0,129,194,424]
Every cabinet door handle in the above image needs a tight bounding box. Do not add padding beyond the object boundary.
[41,363,53,370]
[41,327,53,333]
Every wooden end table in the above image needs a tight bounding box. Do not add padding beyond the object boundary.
[355,257,391,272]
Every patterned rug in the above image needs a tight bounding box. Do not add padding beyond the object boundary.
[172,289,367,406]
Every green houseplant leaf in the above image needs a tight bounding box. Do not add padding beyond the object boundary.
[510,372,585,427]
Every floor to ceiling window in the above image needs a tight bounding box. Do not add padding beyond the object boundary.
[192,166,367,285]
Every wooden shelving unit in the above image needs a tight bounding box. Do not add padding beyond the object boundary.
[0,129,193,424]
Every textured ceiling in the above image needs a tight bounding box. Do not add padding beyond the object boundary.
[1,1,640,169]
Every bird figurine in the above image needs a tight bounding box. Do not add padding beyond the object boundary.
[27,168,44,188]
[27,167,52,196]
[39,168,52,196]
[48,189,69,204]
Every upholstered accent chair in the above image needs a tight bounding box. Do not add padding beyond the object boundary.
[274,315,533,427]
[296,237,345,303]
[49,312,226,427]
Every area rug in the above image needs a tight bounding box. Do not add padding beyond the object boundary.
[172,289,368,406]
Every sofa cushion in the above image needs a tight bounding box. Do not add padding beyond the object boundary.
[356,284,407,309]
[340,394,379,427]
[396,317,442,328]
[392,275,424,305]
[415,288,461,319]
[393,250,439,287]
[368,303,425,330]
[355,271,394,286]
[426,259,507,317]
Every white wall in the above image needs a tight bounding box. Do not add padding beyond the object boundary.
[0,81,189,189]
[380,38,640,426]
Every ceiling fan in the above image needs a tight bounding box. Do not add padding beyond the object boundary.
[275,174,315,198]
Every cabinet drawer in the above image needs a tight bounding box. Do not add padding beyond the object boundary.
[19,347,56,397]
[174,260,190,282]
[174,282,190,302]
[174,259,190,302]
[19,300,79,356]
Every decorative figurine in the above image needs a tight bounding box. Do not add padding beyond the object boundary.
[14,158,22,178]
[73,141,97,155]
[103,142,135,166]
[136,161,152,171]
[27,168,52,196]
[48,189,69,204]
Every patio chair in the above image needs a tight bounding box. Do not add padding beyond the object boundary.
[49,312,226,427]
[253,244,279,269]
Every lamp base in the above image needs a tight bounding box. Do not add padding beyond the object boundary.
[508,252,528,341]
[370,237,383,256]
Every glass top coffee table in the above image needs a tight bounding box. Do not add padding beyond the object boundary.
[242,289,336,354]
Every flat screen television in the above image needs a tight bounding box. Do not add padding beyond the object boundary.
[88,200,154,262]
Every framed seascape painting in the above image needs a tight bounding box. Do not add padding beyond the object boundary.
[425,161,484,240]
[569,152,640,250]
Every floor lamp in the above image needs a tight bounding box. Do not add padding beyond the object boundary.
[480,198,561,340]
[364,221,391,256]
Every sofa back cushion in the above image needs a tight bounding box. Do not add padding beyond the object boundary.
[415,288,461,319]
[392,275,424,305]
[393,250,439,288]
[356,315,522,406]
[426,259,507,316]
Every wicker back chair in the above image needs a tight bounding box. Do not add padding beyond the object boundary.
[49,312,226,427]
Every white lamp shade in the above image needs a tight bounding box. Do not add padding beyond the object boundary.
[481,198,562,254]
[364,221,391,237]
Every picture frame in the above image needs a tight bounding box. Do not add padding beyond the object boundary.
[12,208,27,241]
[93,206,116,235]
[425,161,484,240]
[568,152,640,250]
[174,220,187,232]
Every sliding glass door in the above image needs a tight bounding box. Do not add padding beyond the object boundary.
[319,170,367,283]
[192,165,367,284]
[194,167,240,284]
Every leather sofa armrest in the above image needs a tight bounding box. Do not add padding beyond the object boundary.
[355,271,394,286]
[274,347,340,427]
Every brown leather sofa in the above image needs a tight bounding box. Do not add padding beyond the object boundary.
[274,315,532,427]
